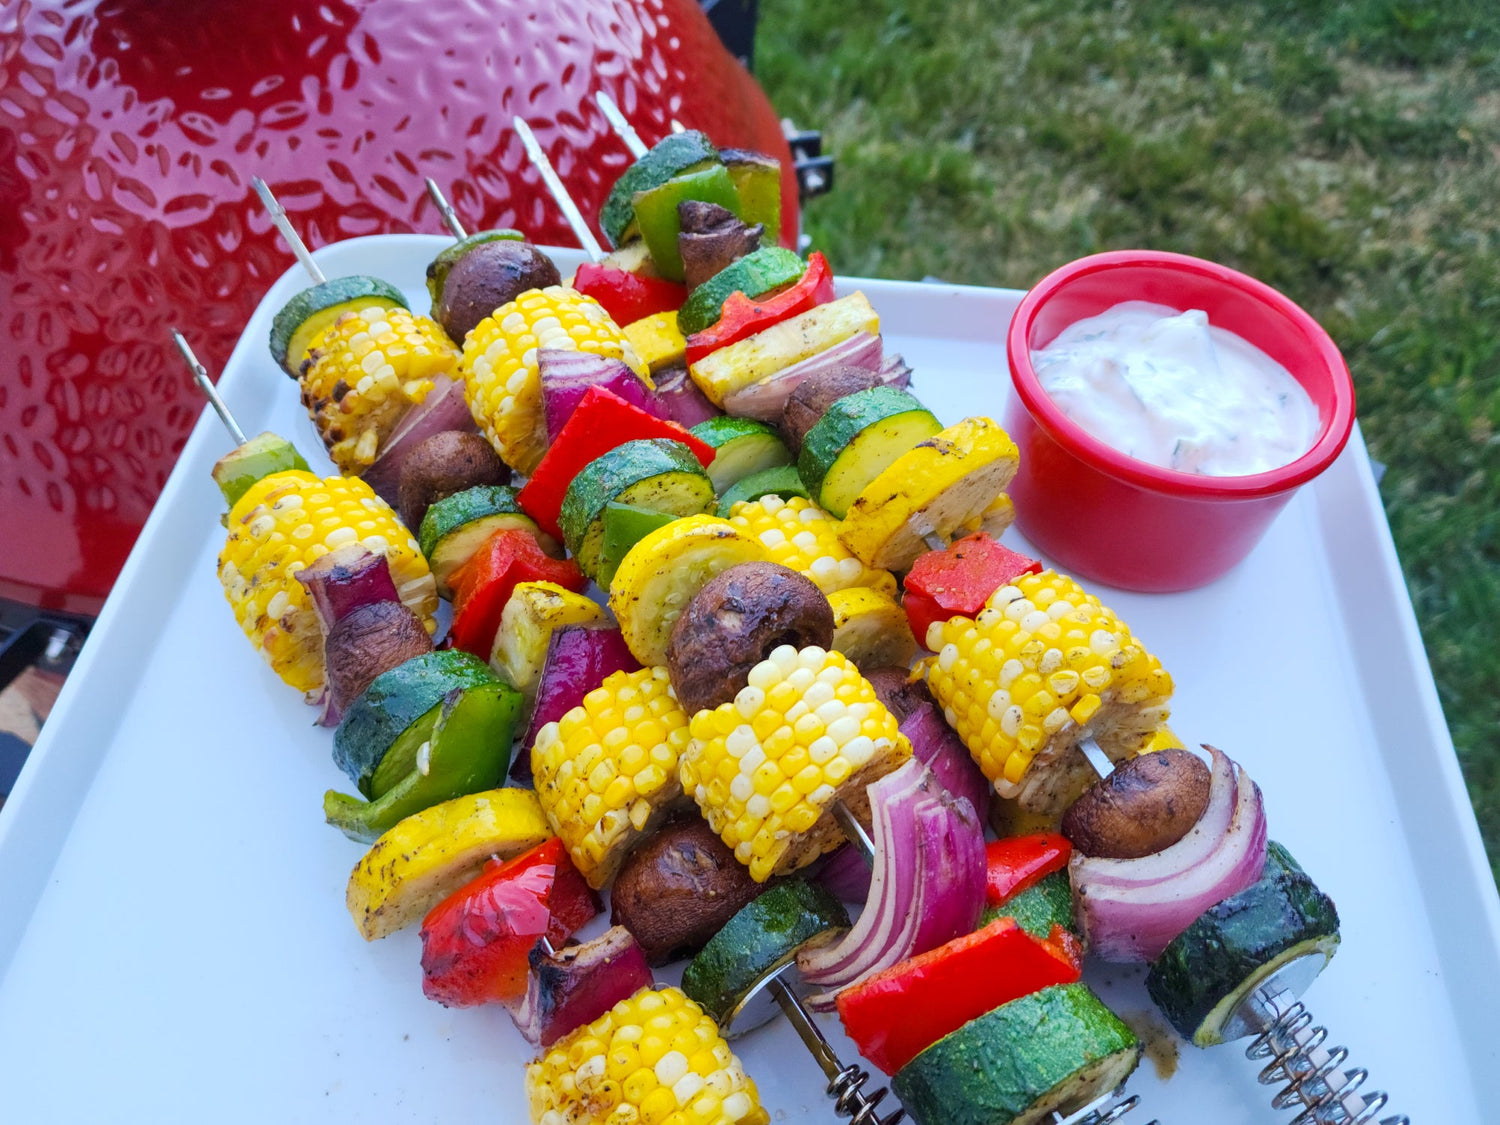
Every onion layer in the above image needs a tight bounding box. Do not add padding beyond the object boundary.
[362,376,476,506]
[898,702,991,824]
[1071,745,1267,962]
[799,759,986,1009]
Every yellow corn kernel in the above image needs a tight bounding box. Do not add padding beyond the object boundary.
[462,286,648,474]
[532,667,692,889]
[217,471,437,693]
[680,646,909,882]
[526,987,768,1125]
[924,570,1172,805]
[300,305,457,474]
[727,495,895,597]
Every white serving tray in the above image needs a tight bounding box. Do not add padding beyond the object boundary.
[1,236,1495,1124]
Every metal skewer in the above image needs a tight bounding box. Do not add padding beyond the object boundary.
[594,91,649,159]
[424,177,468,240]
[1075,740,1402,1123]
[513,116,605,261]
[174,330,246,445]
[252,177,326,285]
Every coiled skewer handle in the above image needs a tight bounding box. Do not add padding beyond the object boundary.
[766,975,904,1125]
[1052,1091,1159,1125]
[1242,987,1408,1125]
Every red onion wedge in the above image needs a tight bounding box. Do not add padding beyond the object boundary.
[1071,745,1267,962]
[877,352,912,389]
[651,365,721,428]
[898,702,991,824]
[819,844,872,903]
[295,546,433,727]
[539,347,662,441]
[504,926,653,1048]
[513,624,641,784]
[721,331,884,422]
[799,759,986,1009]
[362,376,477,507]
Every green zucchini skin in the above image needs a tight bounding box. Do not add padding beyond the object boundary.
[797,387,941,517]
[689,417,792,493]
[1145,841,1340,1046]
[982,870,1076,940]
[332,650,497,792]
[892,983,1140,1125]
[268,275,407,374]
[558,439,715,579]
[417,485,544,596]
[676,247,806,336]
[681,880,848,1027]
[600,131,718,248]
[715,465,811,517]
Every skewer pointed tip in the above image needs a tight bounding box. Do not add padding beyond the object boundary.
[513,116,606,261]
[173,328,247,446]
[424,176,468,240]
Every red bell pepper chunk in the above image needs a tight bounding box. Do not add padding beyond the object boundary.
[903,534,1042,648]
[985,833,1072,905]
[419,837,600,1009]
[836,917,1082,1076]
[447,529,586,658]
[517,384,716,541]
[572,262,687,325]
[683,251,836,365]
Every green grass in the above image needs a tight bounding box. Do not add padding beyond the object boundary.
[758,0,1500,884]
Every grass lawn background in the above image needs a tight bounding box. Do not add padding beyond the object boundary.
[756,0,1499,883]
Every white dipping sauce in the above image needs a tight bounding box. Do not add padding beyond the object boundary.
[1031,301,1319,476]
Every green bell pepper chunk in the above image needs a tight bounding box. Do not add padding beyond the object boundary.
[324,681,522,844]
[632,164,742,282]
[597,502,680,589]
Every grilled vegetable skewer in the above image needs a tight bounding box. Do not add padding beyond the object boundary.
[255,179,460,476]
[178,330,437,696]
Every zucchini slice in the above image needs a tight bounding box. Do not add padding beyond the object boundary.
[981,869,1076,940]
[607,514,768,666]
[840,416,1020,571]
[799,387,942,518]
[677,247,806,336]
[828,586,917,669]
[715,464,811,517]
[418,485,548,598]
[601,130,719,248]
[558,439,716,581]
[681,880,848,1036]
[689,416,793,493]
[892,983,1141,1125]
[333,650,498,795]
[268,275,408,375]
[1145,841,1340,1047]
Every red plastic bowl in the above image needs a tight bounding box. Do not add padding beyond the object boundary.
[1004,251,1356,592]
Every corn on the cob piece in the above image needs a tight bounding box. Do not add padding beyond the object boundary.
[532,667,692,889]
[726,495,895,597]
[218,470,438,694]
[300,305,457,474]
[526,985,769,1125]
[923,569,1173,816]
[462,286,649,475]
[681,645,910,883]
